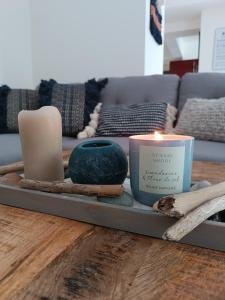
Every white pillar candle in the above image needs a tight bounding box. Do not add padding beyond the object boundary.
[18,106,64,181]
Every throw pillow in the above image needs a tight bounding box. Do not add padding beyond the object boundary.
[175,97,225,142]
[0,85,39,133]
[77,103,102,139]
[39,78,108,137]
[95,103,177,137]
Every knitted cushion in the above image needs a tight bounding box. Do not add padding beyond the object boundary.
[0,85,39,133]
[175,97,225,142]
[96,103,177,137]
[39,78,108,137]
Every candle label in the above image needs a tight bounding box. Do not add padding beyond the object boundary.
[139,145,185,194]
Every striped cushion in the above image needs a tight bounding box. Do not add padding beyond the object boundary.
[96,103,176,137]
[0,86,39,133]
[39,78,108,137]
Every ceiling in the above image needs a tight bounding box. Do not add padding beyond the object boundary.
[165,0,225,23]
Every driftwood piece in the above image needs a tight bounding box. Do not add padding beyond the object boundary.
[0,161,24,176]
[0,149,72,176]
[62,149,72,159]
[0,173,23,186]
[163,195,225,241]
[153,181,225,217]
[20,179,124,198]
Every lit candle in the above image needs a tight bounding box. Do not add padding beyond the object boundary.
[18,106,64,181]
[129,132,194,206]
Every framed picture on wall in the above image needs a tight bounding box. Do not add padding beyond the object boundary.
[212,27,225,71]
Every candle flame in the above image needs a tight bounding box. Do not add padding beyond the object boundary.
[154,131,163,140]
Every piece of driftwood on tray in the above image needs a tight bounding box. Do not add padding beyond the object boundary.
[0,173,123,198]
[20,179,124,197]
[153,181,225,217]
[0,173,22,186]
[152,181,225,241]
[163,195,225,241]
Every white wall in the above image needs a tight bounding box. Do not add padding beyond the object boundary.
[0,0,33,88]
[199,4,225,72]
[176,35,199,60]
[31,0,146,85]
[0,0,165,88]
[145,0,165,75]
[165,18,201,34]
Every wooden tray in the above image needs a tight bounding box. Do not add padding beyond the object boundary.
[0,180,225,252]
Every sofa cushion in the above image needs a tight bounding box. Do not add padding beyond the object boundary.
[0,86,39,133]
[1,134,225,166]
[100,74,179,107]
[96,103,176,137]
[39,78,107,137]
[175,97,225,143]
[0,134,22,165]
[62,136,130,154]
[178,73,225,112]
[63,137,225,163]
[0,135,130,166]
[193,140,225,162]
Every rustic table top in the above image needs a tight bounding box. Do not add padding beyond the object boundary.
[1,161,225,300]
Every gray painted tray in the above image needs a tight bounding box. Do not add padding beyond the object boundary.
[0,181,225,252]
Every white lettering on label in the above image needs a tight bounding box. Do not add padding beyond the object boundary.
[139,145,185,194]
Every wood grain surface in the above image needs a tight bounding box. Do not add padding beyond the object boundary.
[0,161,225,299]
[0,206,92,300]
[14,229,225,300]
[192,161,225,183]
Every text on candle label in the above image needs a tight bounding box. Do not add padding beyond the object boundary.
[139,145,185,194]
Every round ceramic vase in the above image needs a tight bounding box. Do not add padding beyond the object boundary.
[69,140,128,185]
[129,135,194,206]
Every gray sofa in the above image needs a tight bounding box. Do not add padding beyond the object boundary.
[1,72,225,165]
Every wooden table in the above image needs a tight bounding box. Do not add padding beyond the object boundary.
[1,161,225,300]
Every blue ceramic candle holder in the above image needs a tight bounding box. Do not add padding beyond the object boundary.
[69,140,128,185]
[129,134,194,206]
